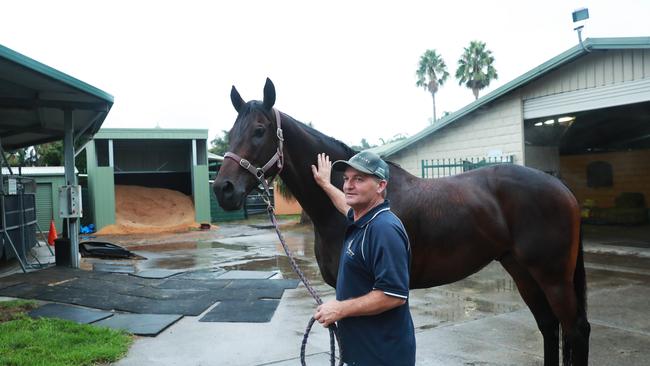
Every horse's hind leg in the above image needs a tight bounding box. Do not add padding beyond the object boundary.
[500,254,559,366]
[527,267,590,366]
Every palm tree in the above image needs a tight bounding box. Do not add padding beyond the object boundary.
[455,41,498,100]
[416,49,449,123]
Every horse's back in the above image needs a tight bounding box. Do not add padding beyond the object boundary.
[386,163,580,286]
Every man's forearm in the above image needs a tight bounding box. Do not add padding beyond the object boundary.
[314,290,406,326]
[340,290,406,318]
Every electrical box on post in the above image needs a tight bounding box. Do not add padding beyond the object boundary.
[59,185,83,218]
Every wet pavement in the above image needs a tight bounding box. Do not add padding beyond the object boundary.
[102,218,650,365]
[2,218,649,365]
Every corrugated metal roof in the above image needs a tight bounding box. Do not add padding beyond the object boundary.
[94,128,209,140]
[376,37,650,157]
[0,44,114,103]
[0,43,114,150]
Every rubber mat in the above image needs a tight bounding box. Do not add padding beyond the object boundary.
[199,299,281,322]
[131,269,185,279]
[29,303,113,324]
[93,313,183,336]
[0,267,299,321]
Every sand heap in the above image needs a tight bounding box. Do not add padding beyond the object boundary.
[97,185,197,235]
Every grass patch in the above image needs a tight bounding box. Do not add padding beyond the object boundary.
[0,299,38,322]
[0,300,132,366]
[277,214,301,221]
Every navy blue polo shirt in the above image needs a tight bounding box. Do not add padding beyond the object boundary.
[336,200,415,366]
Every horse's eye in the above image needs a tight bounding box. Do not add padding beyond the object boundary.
[253,127,265,138]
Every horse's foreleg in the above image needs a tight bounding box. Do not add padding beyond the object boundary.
[500,254,559,366]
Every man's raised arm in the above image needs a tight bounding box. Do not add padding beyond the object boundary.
[311,153,350,215]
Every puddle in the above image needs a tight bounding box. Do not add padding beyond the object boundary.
[222,256,320,280]
[128,242,199,252]
[200,241,250,251]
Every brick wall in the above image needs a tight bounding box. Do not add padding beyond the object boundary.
[560,149,650,208]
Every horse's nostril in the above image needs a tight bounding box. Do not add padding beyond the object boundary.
[222,181,234,195]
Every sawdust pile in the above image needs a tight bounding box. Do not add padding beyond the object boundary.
[97,185,198,235]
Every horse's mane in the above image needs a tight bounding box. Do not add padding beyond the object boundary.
[292,117,358,157]
[244,101,358,158]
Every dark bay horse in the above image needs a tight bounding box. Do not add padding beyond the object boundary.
[213,78,590,366]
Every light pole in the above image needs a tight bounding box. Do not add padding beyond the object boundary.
[572,8,591,53]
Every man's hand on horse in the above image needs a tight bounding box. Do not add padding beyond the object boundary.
[314,300,344,327]
[311,153,332,187]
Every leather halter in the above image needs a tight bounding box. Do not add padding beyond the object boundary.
[224,108,284,189]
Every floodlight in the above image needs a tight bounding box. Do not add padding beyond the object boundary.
[572,7,591,53]
[544,119,555,125]
[558,116,576,123]
[572,8,589,23]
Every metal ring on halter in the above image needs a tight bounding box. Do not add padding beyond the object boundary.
[256,168,265,180]
[240,159,251,170]
[277,128,284,141]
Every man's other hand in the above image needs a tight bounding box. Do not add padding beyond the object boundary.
[314,299,344,327]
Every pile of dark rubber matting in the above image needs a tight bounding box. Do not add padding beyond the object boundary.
[0,267,298,335]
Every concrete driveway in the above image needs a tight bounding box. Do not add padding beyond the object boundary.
[96,218,649,366]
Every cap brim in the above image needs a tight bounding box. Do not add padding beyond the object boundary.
[332,160,374,175]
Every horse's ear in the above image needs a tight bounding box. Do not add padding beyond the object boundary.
[263,78,276,111]
[231,86,245,113]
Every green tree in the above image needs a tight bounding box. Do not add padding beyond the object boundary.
[209,130,230,156]
[416,49,449,123]
[6,148,32,167]
[350,138,376,151]
[379,133,408,145]
[455,40,498,100]
[35,141,64,166]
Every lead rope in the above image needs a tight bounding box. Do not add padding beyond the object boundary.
[258,179,343,366]
[225,107,342,365]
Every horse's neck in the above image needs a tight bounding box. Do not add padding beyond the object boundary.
[278,114,353,223]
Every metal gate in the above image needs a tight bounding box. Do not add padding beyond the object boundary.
[421,155,514,178]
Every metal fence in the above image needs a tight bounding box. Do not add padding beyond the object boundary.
[421,155,515,178]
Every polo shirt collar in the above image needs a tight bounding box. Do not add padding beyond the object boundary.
[347,200,391,228]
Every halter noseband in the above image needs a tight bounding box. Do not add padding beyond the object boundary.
[224,108,284,191]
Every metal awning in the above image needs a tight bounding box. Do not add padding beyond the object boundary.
[0,43,114,270]
[0,43,113,150]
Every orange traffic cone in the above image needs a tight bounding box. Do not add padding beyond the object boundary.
[48,220,58,246]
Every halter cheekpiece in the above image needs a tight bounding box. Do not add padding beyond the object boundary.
[224,108,284,192]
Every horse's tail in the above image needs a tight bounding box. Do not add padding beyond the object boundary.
[562,225,590,366]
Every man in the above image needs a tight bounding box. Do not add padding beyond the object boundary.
[311,151,415,366]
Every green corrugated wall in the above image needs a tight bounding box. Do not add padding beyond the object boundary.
[192,164,210,223]
[32,175,66,233]
[86,141,116,230]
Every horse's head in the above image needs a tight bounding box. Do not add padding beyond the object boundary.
[213,78,282,210]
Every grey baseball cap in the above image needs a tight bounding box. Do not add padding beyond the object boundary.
[332,151,389,181]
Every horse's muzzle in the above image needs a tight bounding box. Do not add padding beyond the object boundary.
[213,179,245,211]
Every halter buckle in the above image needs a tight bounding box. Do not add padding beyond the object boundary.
[276,128,284,141]
[240,159,251,170]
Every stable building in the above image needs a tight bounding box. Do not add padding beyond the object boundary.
[1,166,74,234]
[374,37,650,223]
[0,43,113,268]
[84,128,210,230]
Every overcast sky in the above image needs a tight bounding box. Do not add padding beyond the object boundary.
[1,1,649,147]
